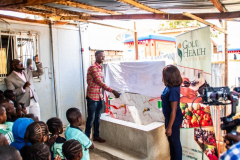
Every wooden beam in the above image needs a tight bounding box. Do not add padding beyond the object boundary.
[133,22,138,60]
[50,15,135,31]
[86,11,240,20]
[117,0,166,14]
[0,7,53,17]
[210,0,227,13]
[0,0,63,7]
[54,1,123,15]
[0,14,49,24]
[183,12,227,34]
[30,5,89,16]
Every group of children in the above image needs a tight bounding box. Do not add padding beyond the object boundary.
[0,89,94,160]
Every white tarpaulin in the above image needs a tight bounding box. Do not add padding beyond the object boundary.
[105,61,166,97]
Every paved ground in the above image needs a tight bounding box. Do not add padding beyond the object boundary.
[90,151,108,160]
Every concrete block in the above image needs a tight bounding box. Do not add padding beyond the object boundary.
[100,114,170,160]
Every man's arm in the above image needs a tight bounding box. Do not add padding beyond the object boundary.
[4,78,24,96]
[32,62,44,77]
[90,66,113,92]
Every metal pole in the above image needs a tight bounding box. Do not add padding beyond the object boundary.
[134,22,138,60]
[224,21,228,86]
[78,23,87,120]
[49,21,59,117]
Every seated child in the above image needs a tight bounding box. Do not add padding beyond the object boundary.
[11,118,34,150]
[0,106,14,144]
[26,143,61,160]
[47,117,66,160]
[23,113,39,122]
[4,90,27,119]
[0,99,16,122]
[65,108,94,160]
[62,139,83,160]
[0,133,9,146]
[0,99,16,131]
[14,102,27,119]
[0,145,22,160]
[4,90,16,102]
[0,90,4,100]
[20,121,57,159]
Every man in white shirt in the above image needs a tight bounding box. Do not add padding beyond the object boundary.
[4,56,43,119]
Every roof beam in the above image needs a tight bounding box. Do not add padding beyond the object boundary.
[50,16,135,32]
[54,1,123,15]
[0,0,64,7]
[0,14,49,24]
[183,12,227,34]
[210,0,227,13]
[117,0,167,14]
[0,7,54,17]
[86,11,240,20]
[29,5,89,16]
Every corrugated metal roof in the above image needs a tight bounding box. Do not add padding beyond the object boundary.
[44,0,240,16]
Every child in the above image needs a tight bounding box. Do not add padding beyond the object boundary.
[11,118,34,150]
[47,117,66,159]
[65,108,94,160]
[0,133,9,146]
[0,106,14,144]
[0,90,4,100]
[62,139,83,160]
[161,65,183,160]
[20,121,57,159]
[4,90,27,118]
[26,143,61,160]
[0,99,16,122]
[0,145,22,160]
[24,113,39,122]
[0,99,16,132]
[14,102,24,119]
[4,90,16,102]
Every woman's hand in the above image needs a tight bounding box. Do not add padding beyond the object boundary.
[165,127,172,137]
[54,155,61,160]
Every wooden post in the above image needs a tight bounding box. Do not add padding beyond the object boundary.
[134,22,138,60]
[224,21,228,86]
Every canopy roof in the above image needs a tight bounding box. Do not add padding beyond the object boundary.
[0,0,240,26]
[0,0,240,23]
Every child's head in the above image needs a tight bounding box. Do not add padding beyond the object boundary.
[66,108,82,126]
[0,99,16,117]
[0,145,22,160]
[27,143,51,160]
[62,140,83,160]
[24,114,39,122]
[20,103,27,115]
[0,133,9,146]
[14,102,23,118]
[162,65,182,87]
[3,90,16,102]
[46,117,63,135]
[0,106,7,124]
[0,90,4,100]
[24,121,49,145]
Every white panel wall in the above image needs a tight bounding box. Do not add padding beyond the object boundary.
[52,26,86,125]
[0,21,55,122]
[0,21,86,125]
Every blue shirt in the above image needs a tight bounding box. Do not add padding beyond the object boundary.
[161,86,183,121]
[220,141,240,160]
[65,125,92,160]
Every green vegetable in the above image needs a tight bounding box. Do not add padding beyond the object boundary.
[180,103,186,110]
[186,111,192,116]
